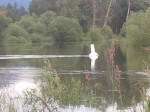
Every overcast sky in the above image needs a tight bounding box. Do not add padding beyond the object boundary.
[0,0,31,10]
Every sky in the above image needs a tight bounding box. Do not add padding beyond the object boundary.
[0,0,31,10]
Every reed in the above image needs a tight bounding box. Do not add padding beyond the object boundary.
[107,42,124,108]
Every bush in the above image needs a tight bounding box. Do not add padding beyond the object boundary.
[39,11,57,26]
[48,16,83,42]
[17,14,38,33]
[6,23,30,43]
[87,25,114,41]
[9,36,29,43]
[7,24,29,38]
[0,13,12,28]
[122,8,150,47]
[87,26,103,41]
[100,25,114,39]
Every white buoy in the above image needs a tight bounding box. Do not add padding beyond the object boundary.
[89,44,99,71]
[89,44,98,57]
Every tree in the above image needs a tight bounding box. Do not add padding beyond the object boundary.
[126,0,131,20]
[6,23,30,43]
[48,16,83,42]
[17,14,48,43]
[39,11,57,26]
[110,0,149,33]
[56,0,81,19]
[29,0,57,15]
[78,0,93,32]
[92,0,97,26]
[103,0,113,27]
[123,8,150,47]
[6,3,27,21]
[0,7,12,38]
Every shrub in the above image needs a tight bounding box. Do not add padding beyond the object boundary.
[39,11,57,26]
[9,36,29,43]
[0,13,12,28]
[122,8,150,47]
[100,25,114,39]
[7,24,29,38]
[48,16,83,42]
[87,26,103,41]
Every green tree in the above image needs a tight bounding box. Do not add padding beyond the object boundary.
[0,7,12,41]
[48,16,83,42]
[17,14,38,33]
[6,23,30,43]
[87,25,114,41]
[6,3,27,21]
[88,26,103,41]
[17,14,49,43]
[122,8,150,47]
[29,0,57,15]
[39,11,57,26]
[110,0,150,33]
[0,10,12,30]
[56,0,81,19]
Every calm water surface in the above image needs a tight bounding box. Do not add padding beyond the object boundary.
[0,42,150,112]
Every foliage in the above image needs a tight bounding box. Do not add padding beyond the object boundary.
[130,0,150,12]
[9,36,29,44]
[7,14,49,43]
[87,26,103,41]
[0,0,150,43]
[17,14,38,33]
[48,16,83,42]
[6,23,30,43]
[0,12,12,28]
[5,3,27,21]
[35,59,100,106]
[122,8,150,47]
[39,11,57,26]
[0,58,102,111]
[87,25,114,41]
[29,0,57,16]
[56,0,81,19]
[28,0,150,33]
[0,7,12,38]
[100,25,114,39]
[5,12,84,43]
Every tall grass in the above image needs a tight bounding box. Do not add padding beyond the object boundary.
[107,42,150,112]
[108,42,123,103]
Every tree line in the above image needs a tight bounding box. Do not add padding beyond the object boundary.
[0,0,150,47]
[29,0,150,33]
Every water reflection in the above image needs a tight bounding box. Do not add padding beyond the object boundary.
[0,55,88,59]
[0,67,39,93]
[14,81,36,94]
[89,55,98,72]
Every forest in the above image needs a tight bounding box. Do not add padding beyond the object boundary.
[0,0,150,47]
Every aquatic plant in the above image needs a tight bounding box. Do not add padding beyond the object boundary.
[35,58,100,106]
[107,42,123,106]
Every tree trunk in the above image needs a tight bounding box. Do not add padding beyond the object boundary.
[126,0,131,20]
[103,0,113,27]
[92,0,97,26]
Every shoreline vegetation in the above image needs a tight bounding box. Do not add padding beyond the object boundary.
[0,0,150,48]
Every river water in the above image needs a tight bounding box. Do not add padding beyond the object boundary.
[0,42,150,112]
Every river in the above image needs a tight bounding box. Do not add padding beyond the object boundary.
[0,42,150,112]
